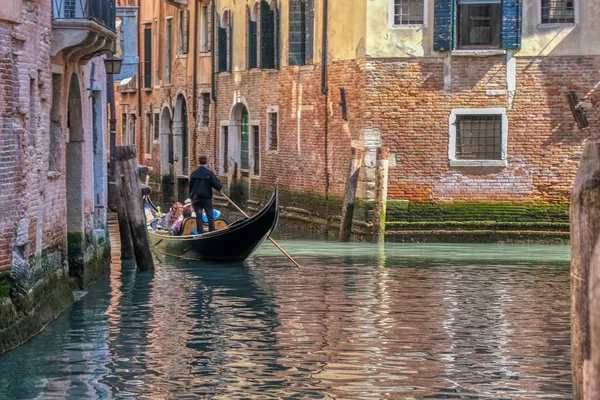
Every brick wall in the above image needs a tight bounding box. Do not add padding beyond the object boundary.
[211,59,365,198]
[366,56,600,202]
[0,0,57,272]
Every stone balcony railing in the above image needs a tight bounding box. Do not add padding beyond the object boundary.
[51,0,117,64]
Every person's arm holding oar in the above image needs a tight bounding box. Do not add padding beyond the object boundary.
[219,191,301,268]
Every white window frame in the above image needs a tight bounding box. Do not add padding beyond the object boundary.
[220,121,230,175]
[249,121,261,178]
[389,0,427,29]
[448,108,508,168]
[537,0,578,28]
[144,111,152,157]
[266,106,279,152]
[198,92,211,130]
[200,5,209,53]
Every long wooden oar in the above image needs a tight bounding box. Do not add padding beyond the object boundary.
[220,191,301,268]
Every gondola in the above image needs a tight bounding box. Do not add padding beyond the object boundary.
[145,189,279,262]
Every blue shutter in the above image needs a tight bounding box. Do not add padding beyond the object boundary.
[433,0,455,52]
[501,0,521,50]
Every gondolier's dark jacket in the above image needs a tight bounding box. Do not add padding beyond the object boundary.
[189,166,222,201]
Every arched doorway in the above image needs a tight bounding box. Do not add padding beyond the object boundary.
[66,73,85,280]
[159,106,172,176]
[229,103,250,174]
[173,94,189,176]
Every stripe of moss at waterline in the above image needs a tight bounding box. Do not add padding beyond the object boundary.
[385,230,570,245]
[0,270,74,354]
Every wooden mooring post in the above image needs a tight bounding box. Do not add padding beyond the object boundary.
[115,162,134,260]
[339,147,364,242]
[115,145,155,272]
[373,147,389,244]
[571,141,600,399]
[590,238,600,399]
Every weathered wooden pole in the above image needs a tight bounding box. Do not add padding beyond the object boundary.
[589,237,600,398]
[571,141,600,399]
[116,145,155,272]
[373,147,389,244]
[115,162,134,260]
[339,147,364,242]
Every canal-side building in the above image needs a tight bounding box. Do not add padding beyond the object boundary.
[0,0,123,353]
[117,0,599,242]
[114,0,213,202]
[209,0,599,242]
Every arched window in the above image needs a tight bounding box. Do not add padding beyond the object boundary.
[218,10,232,73]
[260,0,279,69]
[247,3,259,69]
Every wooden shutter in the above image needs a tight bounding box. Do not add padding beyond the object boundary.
[229,13,233,72]
[305,0,314,64]
[501,0,522,50]
[218,25,227,72]
[260,1,275,69]
[288,0,304,66]
[183,9,190,54]
[249,19,258,68]
[433,0,455,52]
[144,27,152,88]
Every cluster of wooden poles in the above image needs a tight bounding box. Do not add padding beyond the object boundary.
[571,141,600,399]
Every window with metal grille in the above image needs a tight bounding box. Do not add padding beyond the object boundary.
[145,113,152,154]
[392,0,424,26]
[121,113,127,145]
[129,114,136,145]
[153,112,159,140]
[201,93,210,128]
[455,114,502,160]
[222,126,229,173]
[165,18,172,85]
[457,0,501,48]
[267,112,278,151]
[541,0,575,24]
[248,5,258,69]
[252,125,260,175]
[289,0,314,65]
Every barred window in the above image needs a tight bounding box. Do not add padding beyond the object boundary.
[267,112,278,151]
[455,114,502,160]
[153,112,159,141]
[541,0,575,24]
[222,126,229,174]
[392,0,424,26]
[200,93,210,128]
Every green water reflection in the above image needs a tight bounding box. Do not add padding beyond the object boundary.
[0,237,571,399]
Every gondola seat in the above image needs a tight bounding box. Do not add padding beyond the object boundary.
[181,217,228,235]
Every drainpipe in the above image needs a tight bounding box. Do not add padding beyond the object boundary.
[137,0,142,119]
[321,0,329,198]
[192,0,200,168]
[211,0,217,165]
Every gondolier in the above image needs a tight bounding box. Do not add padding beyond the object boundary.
[190,155,223,233]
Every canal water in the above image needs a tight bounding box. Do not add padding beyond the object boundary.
[0,230,571,399]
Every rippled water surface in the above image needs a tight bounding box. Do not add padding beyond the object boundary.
[0,232,571,399]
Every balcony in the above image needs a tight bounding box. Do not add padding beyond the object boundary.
[51,0,117,64]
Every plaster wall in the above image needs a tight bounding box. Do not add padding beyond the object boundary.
[366,0,600,58]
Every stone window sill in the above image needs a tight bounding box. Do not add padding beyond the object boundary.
[47,170,61,179]
[538,23,576,29]
[451,49,506,57]
[449,159,507,168]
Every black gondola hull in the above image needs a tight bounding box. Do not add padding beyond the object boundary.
[147,189,278,262]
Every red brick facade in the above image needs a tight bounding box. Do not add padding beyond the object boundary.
[367,56,600,202]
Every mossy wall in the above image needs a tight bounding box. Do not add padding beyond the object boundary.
[0,252,74,354]
[235,183,571,243]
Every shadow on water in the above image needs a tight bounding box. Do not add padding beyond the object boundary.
[0,229,572,399]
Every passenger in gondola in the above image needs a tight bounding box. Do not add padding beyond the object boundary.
[164,202,184,230]
[174,207,193,235]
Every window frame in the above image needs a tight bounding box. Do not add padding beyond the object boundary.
[456,0,502,50]
[537,0,578,28]
[165,17,173,85]
[389,0,427,29]
[144,111,152,157]
[220,122,230,175]
[448,108,508,167]
[266,106,279,152]
[200,5,210,53]
[199,92,211,129]
[250,123,261,177]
